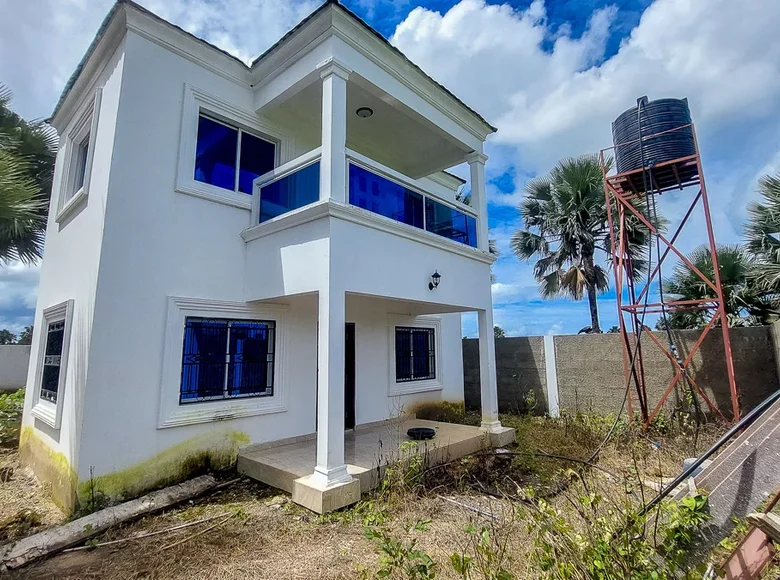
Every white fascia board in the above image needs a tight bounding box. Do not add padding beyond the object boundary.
[50,6,128,132]
[330,10,493,145]
[252,38,336,113]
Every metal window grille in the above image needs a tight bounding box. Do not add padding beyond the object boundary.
[179,317,275,404]
[40,320,65,403]
[395,326,436,382]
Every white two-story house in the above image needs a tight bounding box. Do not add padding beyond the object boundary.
[20,0,511,513]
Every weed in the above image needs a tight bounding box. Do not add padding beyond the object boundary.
[363,519,437,579]
[0,389,24,446]
[451,524,513,580]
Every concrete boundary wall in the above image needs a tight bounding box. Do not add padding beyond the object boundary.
[463,324,780,417]
[0,345,30,392]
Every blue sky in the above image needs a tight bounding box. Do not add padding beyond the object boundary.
[1,0,780,338]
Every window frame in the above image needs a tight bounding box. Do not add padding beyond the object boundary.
[394,326,437,383]
[179,316,276,404]
[387,314,442,396]
[56,88,102,223]
[158,297,289,428]
[176,84,293,211]
[30,300,75,429]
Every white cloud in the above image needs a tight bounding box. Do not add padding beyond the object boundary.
[0,0,318,120]
[393,0,780,334]
[0,262,40,311]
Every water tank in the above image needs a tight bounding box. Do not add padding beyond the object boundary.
[612,97,695,174]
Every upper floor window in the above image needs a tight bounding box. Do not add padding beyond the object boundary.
[180,317,275,404]
[195,114,276,195]
[395,326,436,382]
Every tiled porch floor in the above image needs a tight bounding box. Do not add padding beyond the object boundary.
[237,418,489,495]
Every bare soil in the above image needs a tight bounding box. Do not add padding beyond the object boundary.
[1,414,729,579]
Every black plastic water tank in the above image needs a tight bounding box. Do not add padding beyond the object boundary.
[612,97,695,174]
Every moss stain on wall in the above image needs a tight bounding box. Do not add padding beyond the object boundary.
[76,430,249,506]
[20,427,249,513]
[19,426,78,513]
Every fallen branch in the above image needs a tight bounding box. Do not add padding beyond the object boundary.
[62,511,231,552]
[160,512,236,550]
[439,496,498,520]
[1,475,218,569]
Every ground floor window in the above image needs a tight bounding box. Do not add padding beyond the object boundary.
[395,326,436,382]
[180,317,275,403]
[40,320,66,403]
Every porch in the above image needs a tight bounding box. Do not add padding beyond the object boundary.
[237,417,513,512]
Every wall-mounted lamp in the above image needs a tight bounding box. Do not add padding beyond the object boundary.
[356,107,374,118]
[428,270,441,291]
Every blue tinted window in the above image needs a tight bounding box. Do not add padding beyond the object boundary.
[425,198,477,247]
[238,132,276,194]
[194,116,237,190]
[349,164,424,229]
[260,161,320,223]
[180,317,275,404]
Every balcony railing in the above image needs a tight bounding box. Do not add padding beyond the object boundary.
[346,150,478,248]
[250,147,479,250]
[253,148,321,224]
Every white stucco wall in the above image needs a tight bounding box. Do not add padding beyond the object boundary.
[0,346,31,391]
[23,18,486,501]
[21,40,126,475]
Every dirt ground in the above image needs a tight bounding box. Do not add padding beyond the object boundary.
[1,413,731,579]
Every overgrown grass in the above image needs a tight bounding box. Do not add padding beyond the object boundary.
[0,388,24,446]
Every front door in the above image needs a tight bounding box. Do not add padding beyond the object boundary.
[345,323,356,430]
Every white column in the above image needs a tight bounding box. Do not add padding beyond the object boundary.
[313,286,351,486]
[466,151,489,252]
[543,335,560,418]
[318,59,350,203]
[477,308,502,431]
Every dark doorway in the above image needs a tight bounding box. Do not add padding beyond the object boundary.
[345,323,356,430]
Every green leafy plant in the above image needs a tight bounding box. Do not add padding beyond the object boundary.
[363,519,437,579]
[527,490,711,579]
[0,388,24,446]
[451,524,513,580]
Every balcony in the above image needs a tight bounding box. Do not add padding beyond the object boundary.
[246,148,479,250]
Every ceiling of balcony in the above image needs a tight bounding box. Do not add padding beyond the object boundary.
[264,75,470,179]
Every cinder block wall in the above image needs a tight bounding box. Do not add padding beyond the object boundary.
[0,345,31,392]
[463,325,779,417]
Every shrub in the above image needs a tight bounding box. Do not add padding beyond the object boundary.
[0,389,24,446]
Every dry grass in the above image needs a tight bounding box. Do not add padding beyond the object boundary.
[2,412,729,579]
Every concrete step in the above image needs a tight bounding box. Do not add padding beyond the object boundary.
[747,512,780,543]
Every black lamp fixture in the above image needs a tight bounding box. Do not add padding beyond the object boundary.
[428,270,441,291]
[356,106,374,118]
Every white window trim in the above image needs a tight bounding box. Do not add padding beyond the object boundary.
[158,296,290,428]
[56,89,102,223]
[30,300,74,429]
[387,314,442,396]
[175,83,294,211]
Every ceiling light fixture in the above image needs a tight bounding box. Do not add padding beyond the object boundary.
[356,107,374,118]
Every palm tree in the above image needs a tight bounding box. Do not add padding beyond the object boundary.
[663,244,777,328]
[511,154,651,332]
[745,173,780,293]
[0,84,56,264]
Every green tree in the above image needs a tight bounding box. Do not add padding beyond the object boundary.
[663,244,777,328]
[16,325,33,345]
[511,154,651,332]
[0,84,56,264]
[494,325,505,338]
[745,173,780,293]
[0,329,16,344]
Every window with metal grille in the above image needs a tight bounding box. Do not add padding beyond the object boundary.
[40,320,65,403]
[180,317,275,404]
[395,327,436,382]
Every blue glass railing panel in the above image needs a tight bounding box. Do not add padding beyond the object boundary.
[425,197,478,248]
[348,164,424,229]
[259,161,320,223]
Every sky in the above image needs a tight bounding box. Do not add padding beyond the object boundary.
[1,0,780,338]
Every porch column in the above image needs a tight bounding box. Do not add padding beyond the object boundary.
[466,151,489,252]
[318,59,351,203]
[477,307,502,431]
[313,287,351,486]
